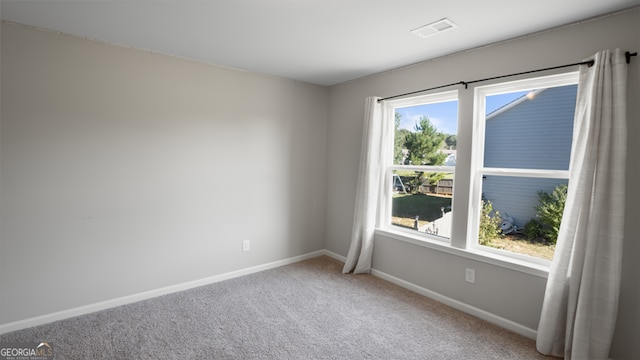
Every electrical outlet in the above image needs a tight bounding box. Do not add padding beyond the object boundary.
[242,240,250,252]
[465,268,475,283]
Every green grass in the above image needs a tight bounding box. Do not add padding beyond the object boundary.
[392,193,554,260]
[392,193,452,222]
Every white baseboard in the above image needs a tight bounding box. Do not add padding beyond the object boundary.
[1,249,536,340]
[319,250,535,338]
[0,250,326,335]
[370,268,538,339]
[320,249,346,263]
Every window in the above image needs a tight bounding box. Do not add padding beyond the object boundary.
[469,72,579,263]
[376,72,579,271]
[382,91,458,240]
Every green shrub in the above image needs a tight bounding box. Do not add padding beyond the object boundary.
[535,184,568,245]
[426,172,446,186]
[524,219,543,241]
[479,200,502,246]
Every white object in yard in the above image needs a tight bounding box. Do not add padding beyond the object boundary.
[500,216,515,234]
[419,211,452,238]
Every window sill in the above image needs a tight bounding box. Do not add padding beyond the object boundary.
[375,227,550,278]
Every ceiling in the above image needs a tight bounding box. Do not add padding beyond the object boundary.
[2,0,639,86]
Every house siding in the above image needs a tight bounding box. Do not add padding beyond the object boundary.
[482,176,568,226]
[482,85,576,226]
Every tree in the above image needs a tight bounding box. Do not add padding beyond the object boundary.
[404,117,447,166]
[402,117,448,193]
[444,134,457,149]
[394,112,410,165]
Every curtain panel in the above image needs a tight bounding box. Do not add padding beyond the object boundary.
[536,49,628,359]
[343,96,388,274]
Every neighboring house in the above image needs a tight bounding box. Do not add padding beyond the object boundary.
[482,85,577,227]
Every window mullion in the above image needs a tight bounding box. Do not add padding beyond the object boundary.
[481,168,569,179]
[389,165,456,173]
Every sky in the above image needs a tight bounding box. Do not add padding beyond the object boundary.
[395,91,529,135]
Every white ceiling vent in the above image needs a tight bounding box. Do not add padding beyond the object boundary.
[411,18,458,39]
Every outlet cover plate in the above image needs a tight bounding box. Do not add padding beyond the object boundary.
[465,268,475,283]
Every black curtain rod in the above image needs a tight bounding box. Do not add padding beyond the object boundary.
[378,51,637,103]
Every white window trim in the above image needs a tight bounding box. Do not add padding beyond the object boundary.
[375,72,579,276]
[468,71,579,268]
[379,90,458,243]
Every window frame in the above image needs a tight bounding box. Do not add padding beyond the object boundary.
[379,90,458,243]
[468,72,579,266]
[375,72,580,274]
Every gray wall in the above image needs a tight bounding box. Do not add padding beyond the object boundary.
[325,8,640,359]
[1,7,639,359]
[0,22,328,324]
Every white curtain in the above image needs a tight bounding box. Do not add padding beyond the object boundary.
[343,96,388,274]
[537,49,628,359]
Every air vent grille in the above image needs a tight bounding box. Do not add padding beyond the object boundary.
[411,18,458,38]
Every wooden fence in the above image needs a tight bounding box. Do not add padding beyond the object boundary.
[420,178,453,196]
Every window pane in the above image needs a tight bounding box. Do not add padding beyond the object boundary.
[388,96,457,240]
[394,100,458,166]
[479,175,568,260]
[483,84,577,170]
[391,170,453,239]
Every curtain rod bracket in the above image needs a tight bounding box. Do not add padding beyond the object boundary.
[626,51,637,64]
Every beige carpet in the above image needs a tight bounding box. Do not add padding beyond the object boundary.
[0,256,552,359]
